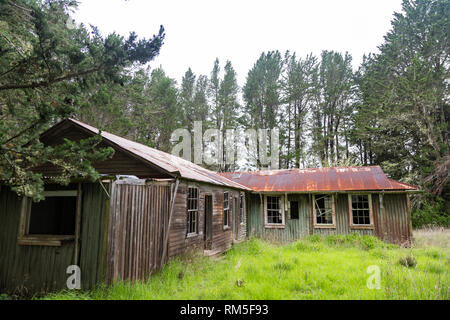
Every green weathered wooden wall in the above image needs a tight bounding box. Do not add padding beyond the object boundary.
[0,187,75,295]
[312,194,375,236]
[79,182,110,290]
[246,194,310,242]
[374,194,411,244]
[246,193,415,243]
[0,183,109,295]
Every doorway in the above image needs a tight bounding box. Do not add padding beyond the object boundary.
[234,197,239,240]
[204,195,213,250]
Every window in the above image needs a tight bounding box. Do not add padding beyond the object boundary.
[349,194,373,228]
[223,192,230,228]
[239,194,245,225]
[313,194,335,227]
[290,201,299,219]
[264,195,285,227]
[187,187,198,235]
[19,184,79,246]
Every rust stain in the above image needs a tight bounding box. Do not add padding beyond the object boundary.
[220,167,419,192]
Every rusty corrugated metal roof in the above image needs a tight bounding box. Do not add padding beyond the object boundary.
[219,167,419,192]
[64,119,250,190]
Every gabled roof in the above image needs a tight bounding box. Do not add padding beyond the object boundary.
[219,166,419,192]
[41,119,250,191]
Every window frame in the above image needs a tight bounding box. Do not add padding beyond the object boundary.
[18,188,80,246]
[239,193,245,225]
[348,194,374,229]
[187,186,199,236]
[312,194,336,229]
[223,191,230,229]
[264,194,285,228]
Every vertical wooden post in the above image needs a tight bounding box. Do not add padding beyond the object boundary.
[310,194,314,235]
[101,180,111,283]
[406,193,413,244]
[160,178,179,269]
[74,183,82,266]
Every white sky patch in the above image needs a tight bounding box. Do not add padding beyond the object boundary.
[72,0,403,86]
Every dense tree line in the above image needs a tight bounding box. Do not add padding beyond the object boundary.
[0,0,448,222]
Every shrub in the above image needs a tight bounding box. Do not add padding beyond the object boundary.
[307,234,321,243]
[398,255,417,268]
[412,200,450,228]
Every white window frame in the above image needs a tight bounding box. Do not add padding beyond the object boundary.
[312,194,336,228]
[187,186,199,236]
[223,191,230,229]
[348,194,374,229]
[264,195,285,228]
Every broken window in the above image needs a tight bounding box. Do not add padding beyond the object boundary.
[27,184,78,236]
[350,194,372,226]
[187,187,198,234]
[266,196,283,225]
[313,194,334,226]
[223,192,230,227]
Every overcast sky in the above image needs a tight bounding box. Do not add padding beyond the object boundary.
[72,0,404,87]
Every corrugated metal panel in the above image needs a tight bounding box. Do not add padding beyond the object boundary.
[220,167,419,192]
[312,194,374,236]
[0,183,114,294]
[0,187,75,294]
[246,194,310,242]
[79,183,110,289]
[379,194,411,244]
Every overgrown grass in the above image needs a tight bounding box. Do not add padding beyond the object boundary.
[413,227,449,248]
[40,232,449,300]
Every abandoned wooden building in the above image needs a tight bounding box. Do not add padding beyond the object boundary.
[220,167,419,244]
[0,119,249,294]
[0,119,419,294]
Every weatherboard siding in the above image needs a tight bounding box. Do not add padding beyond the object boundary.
[168,181,244,258]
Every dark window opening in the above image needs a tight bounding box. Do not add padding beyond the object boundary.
[314,194,333,225]
[187,187,198,234]
[351,195,371,225]
[28,194,77,235]
[290,201,299,219]
[266,196,282,224]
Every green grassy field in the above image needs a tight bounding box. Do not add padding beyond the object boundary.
[40,231,449,300]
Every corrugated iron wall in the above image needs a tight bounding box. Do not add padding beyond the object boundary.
[106,181,171,283]
[0,183,109,294]
[246,194,310,242]
[0,186,74,294]
[79,182,110,289]
[374,194,411,244]
[246,193,411,243]
[313,194,375,236]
